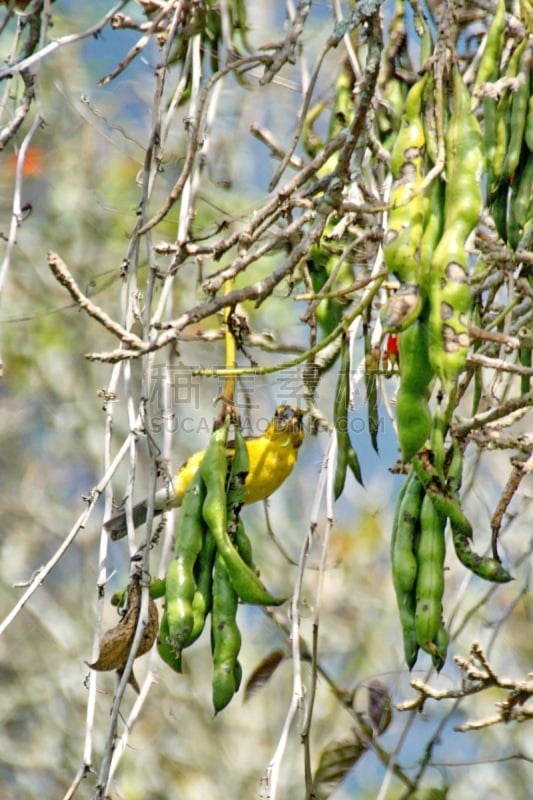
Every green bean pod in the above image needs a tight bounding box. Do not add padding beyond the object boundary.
[384,76,427,289]
[225,424,255,573]
[227,426,250,510]
[444,68,484,237]
[415,492,446,653]
[450,516,513,583]
[389,76,427,178]
[411,456,513,583]
[526,92,533,151]
[175,467,207,561]
[428,68,482,389]
[484,94,498,178]
[211,550,242,713]
[490,178,510,242]
[501,41,531,181]
[392,471,424,594]
[419,177,445,299]
[429,228,471,387]
[437,229,471,312]
[471,0,505,107]
[304,67,357,338]
[396,320,434,460]
[397,585,419,670]
[390,476,419,669]
[396,390,433,463]
[165,468,207,648]
[508,149,533,248]
[201,424,284,605]
[430,398,446,481]
[398,319,434,397]
[432,622,449,673]
[234,517,255,570]
[334,335,363,497]
[512,150,533,229]
[383,187,424,288]
[470,299,484,416]
[364,329,380,452]
[187,528,217,646]
[491,98,510,188]
[165,557,196,650]
[233,659,243,693]
[490,40,527,190]
[157,610,183,674]
[421,72,438,165]
[418,11,433,71]
[446,439,464,496]
[379,75,406,148]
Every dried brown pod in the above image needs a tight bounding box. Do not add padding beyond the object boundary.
[88,578,159,691]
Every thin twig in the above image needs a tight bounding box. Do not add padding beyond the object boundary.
[453,389,533,436]
[467,351,533,376]
[0,1,129,80]
[250,122,306,169]
[97,0,179,86]
[88,196,389,364]
[137,53,273,235]
[0,433,132,638]
[47,252,146,351]
[0,69,35,148]
[491,450,533,557]
[268,29,337,190]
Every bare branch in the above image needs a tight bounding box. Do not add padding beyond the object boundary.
[398,642,533,733]
[47,251,146,351]
[0,1,129,80]
[453,390,533,436]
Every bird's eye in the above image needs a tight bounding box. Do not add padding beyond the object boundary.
[276,405,291,423]
[275,405,303,427]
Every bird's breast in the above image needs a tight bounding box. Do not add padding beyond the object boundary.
[243,437,298,504]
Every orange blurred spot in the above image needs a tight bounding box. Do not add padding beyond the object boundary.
[7,146,45,177]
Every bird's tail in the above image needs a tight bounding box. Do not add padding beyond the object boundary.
[104,500,158,541]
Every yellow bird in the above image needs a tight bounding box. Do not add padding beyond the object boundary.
[104,405,305,541]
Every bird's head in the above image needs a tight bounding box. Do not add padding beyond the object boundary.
[269,405,305,447]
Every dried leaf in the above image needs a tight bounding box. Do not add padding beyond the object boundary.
[313,735,368,800]
[117,666,141,694]
[243,650,285,702]
[89,618,136,671]
[89,579,158,673]
[367,678,392,735]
